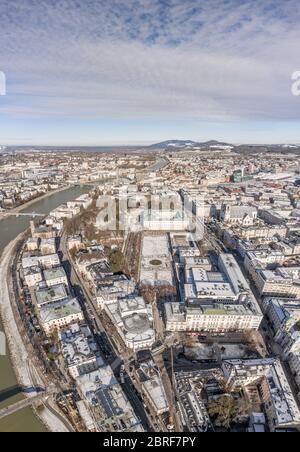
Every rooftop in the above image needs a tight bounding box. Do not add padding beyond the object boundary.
[76,368,143,431]
[39,297,82,324]
[223,359,300,427]
[59,323,103,371]
[35,284,68,307]
[44,266,67,281]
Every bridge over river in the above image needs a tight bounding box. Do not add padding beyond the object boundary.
[0,386,56,421]
[0,212,45,219]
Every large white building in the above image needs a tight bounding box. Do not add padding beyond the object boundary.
[165,253,263,333]
[142,210,192,232]
[165,302,262,333]
[103,296,155,351]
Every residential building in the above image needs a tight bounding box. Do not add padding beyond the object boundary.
[59,323,103,379]
[255,267,300,298]
[220,204,258,226]
[136,360,169,415]
[26,237,39,251]
[40,238,56,255]
[35,284,68,308]
[39,297,84,335]
[222,359,300,431]
[44,266,68,287]
[23,266,43,288]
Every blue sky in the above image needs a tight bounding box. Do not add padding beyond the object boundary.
[0,0,300,145]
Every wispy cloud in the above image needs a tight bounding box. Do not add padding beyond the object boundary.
[0,0,299,124]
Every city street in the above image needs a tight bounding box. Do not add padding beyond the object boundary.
[59,233,153,431]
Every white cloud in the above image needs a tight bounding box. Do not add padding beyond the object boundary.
[0,0,299,122]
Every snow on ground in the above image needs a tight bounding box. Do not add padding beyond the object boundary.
[0,235,69,432]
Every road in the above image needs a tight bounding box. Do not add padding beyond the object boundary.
[167,233,182,302]
[0,212,44,219]
[120,372,153,431]
[153,352,183,432]
[43,399,75,433]
[60,233,153,431]
[204,223,228,253]
[123,360,170,432]
[152,295,165,342]
[147,158,169,173]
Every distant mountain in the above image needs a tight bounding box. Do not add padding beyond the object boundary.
[4,142,300,155]
[199,140,233,147]
[147,140,300,154]
[147,140,198,149]
[234,144,300,154]
[147,139,233,150]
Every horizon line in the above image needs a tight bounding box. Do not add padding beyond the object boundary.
[1,140,300,148]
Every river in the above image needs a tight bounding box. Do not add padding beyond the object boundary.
[0,186,89,432]
[147,158,169,172]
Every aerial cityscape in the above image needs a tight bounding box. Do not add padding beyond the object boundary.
[1,0,300,439]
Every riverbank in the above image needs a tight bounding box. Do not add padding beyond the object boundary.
[0,185,89,432]
[0,233,71,432]
[0,185,72,219]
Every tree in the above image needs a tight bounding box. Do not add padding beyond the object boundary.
[208,395,239,429]
[139,285,156,304]
[85,222,97,242]
[107,249,124,273]
[64,217,81,235]
[184,336,198,348]
[69,247,77,260]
